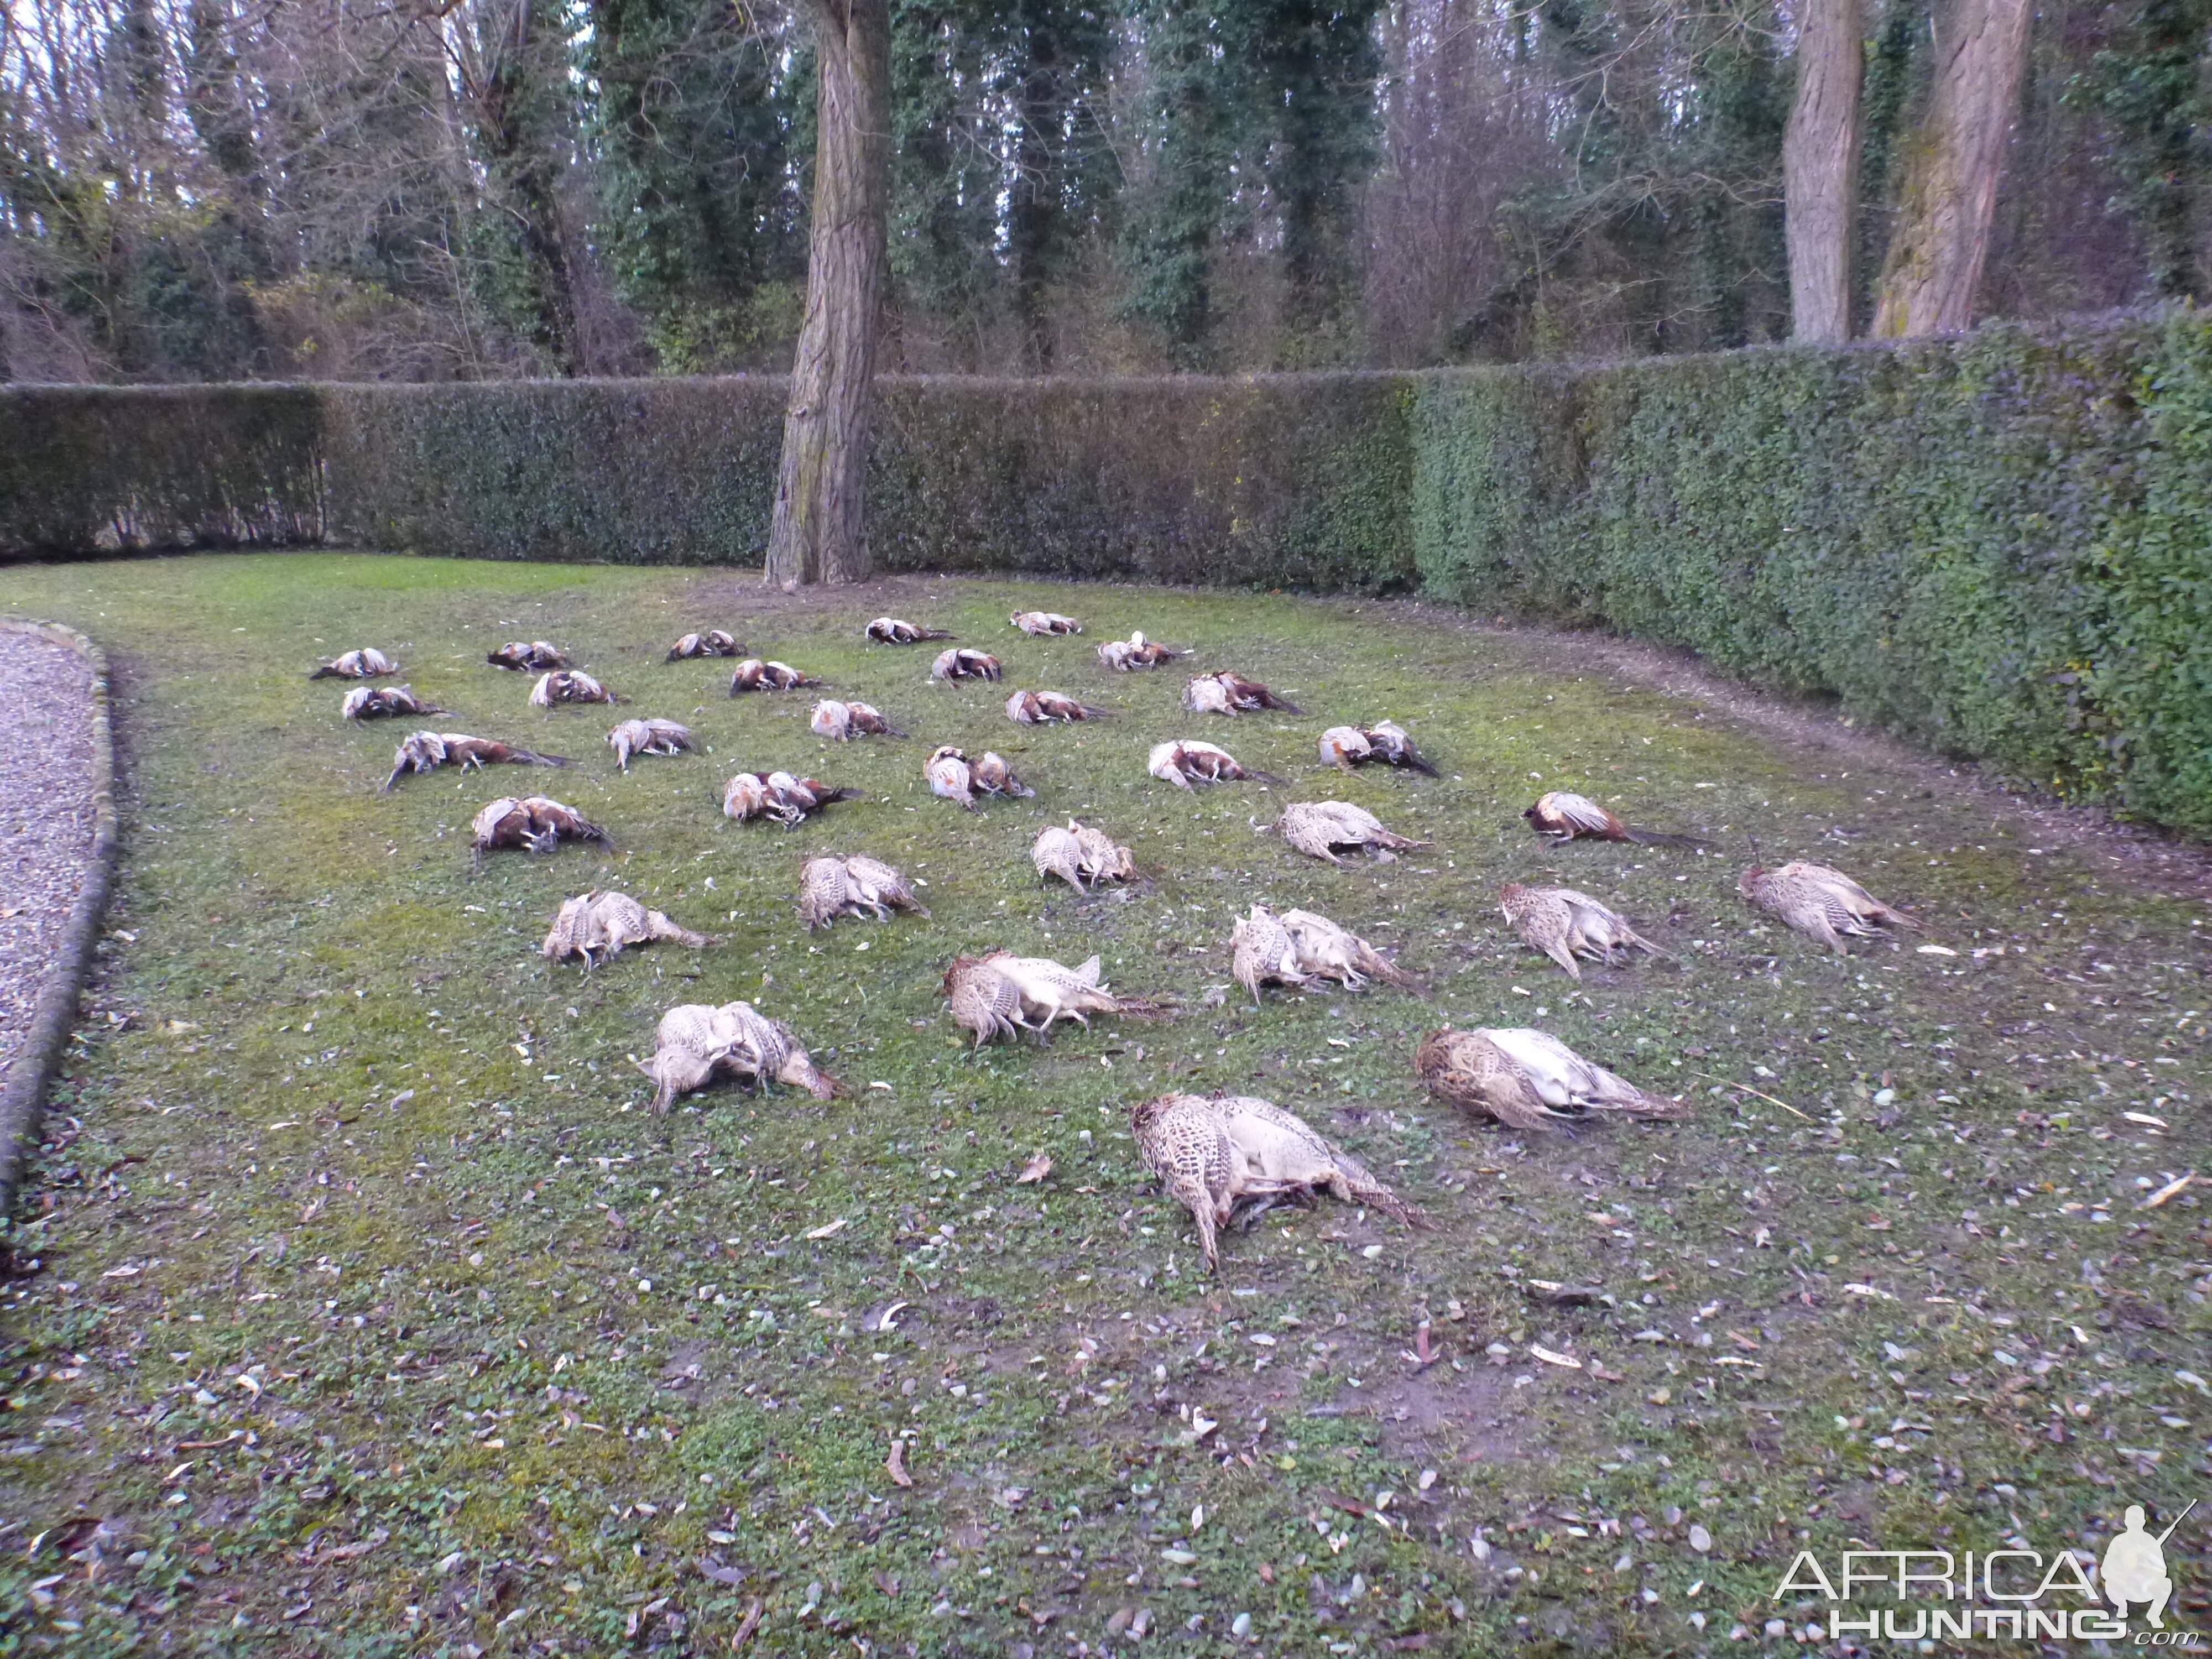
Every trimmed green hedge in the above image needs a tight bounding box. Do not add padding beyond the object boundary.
[0,384,326,555]
[1,319,2206,832]
[1411,310,2212,836]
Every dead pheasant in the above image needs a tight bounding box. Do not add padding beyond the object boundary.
[1499,883,1670,980]
[606,717,694,769]
[383,731,569,791]
[728,658,820,695]
[1096,630,1188,671]
[1232,905,1313,1005]
[722,771,860,827]
[342,684,444,721]
[1133,1092,1426,1271]
[810,698,904,740]
[1031,821,1135,893]
[798,854,930,930]
[488,640,567,672]
[531,670,617,708]
[1147,739,1265,791]
[1415,1027,1682,1133]
[973,752,1034,799]
[1010,611,1082,637]
[1183,671,1301,716]
[1276,801,1425,864]
[643,1000,841,1112]
[470,795,612,861]
[1319,721,1437,775]
[930,648,1003,682]
[309,648,394,680]
[865,617,953,644]
[986,951,1160,1036]
[1740,860,1921,954]
[666,629,743,661]
[1005,688,1111,725]
[1524,790,1698,847]
[541,890,711,968]
[926,746,980,811]
[1280,907,1419,992]
[943,956,1030,1047]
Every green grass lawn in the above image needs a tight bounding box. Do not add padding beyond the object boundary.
[0,552,2206,1657]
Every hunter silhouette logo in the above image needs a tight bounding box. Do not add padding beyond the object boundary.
[2104,1500,2194,1629]
[1772,1496,2203,1644]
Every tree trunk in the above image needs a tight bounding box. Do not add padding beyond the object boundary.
[764,0,890,588]
[1869,0,2033,337]
[1783,0,1863,341]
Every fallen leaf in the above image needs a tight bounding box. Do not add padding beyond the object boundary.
[805,1218,848,1240]
[731,1597,763,1647]
[886,1439,913,1488]
[1016,1152,1052,1185]
[1530,1344,1581,1369]
[2124,1111,2169,1128]
[2140,1171,2197,1209]
[1916,944,1958,957]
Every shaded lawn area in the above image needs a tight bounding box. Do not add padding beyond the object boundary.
[0,552,2206,1657]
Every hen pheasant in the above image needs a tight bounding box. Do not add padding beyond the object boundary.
[643,1001,840,1112]
[1279,907,1418,992]
[1276,801,1425,864]
[542,891,711,968]
[941,952,1160,1043]
[1523,790,1697,848]
[1498,883,1670,980]
[1232,905,1312,1005]
[606,718,693,769]
[798,854,930,930]
[1415,1027,1681,1132]
[944,955,1031,1046]
[1010,611,1082,637]
[1740,860,1921,954]
[1133,1093,1427,1271]
[1031,821,1135,893]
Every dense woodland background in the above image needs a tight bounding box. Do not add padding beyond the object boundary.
[1,0,2206,382]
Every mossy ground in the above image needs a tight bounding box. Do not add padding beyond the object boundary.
[0,554,2206,1658]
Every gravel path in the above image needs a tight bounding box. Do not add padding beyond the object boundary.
[0,629,96,1074]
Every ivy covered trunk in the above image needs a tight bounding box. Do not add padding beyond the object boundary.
[1868,0,2034,337]
[764,0,891,588]
[1783,0,1863,342]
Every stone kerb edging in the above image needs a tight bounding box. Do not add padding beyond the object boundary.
[0,619,119,1219]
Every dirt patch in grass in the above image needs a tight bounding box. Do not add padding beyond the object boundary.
[0,554,2206,1656]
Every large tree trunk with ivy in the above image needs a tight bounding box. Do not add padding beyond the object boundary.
[764,0,890,588]
[1783,0,1863,341]
[1869,0,2033,337]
